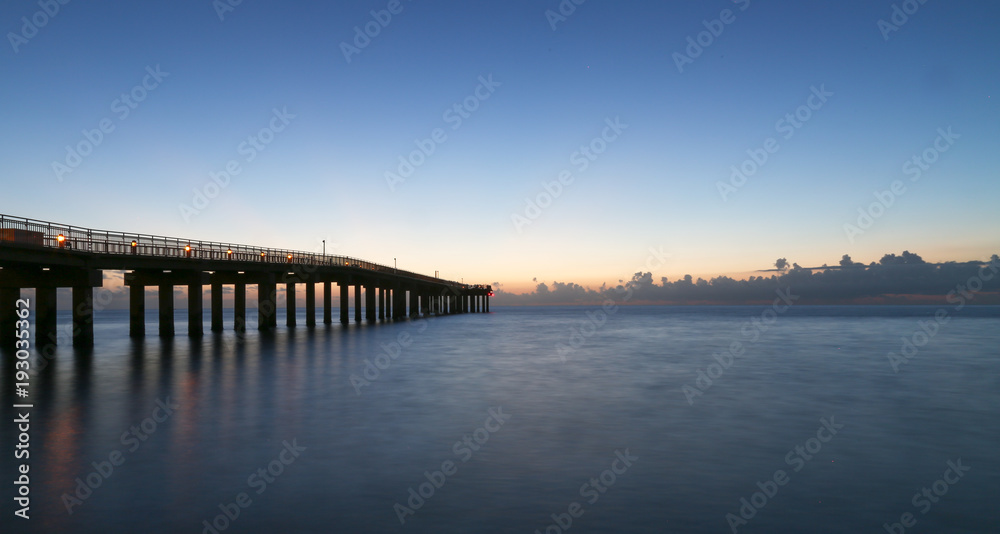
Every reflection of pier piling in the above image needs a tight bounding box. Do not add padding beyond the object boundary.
[0,214,492,348]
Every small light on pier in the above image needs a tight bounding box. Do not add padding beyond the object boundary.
[185,244,192,258]
[287,254,293,263]
[227,248,233,257]
[131,240,138,254]
[57,234,66,248]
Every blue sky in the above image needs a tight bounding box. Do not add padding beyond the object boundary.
[2,0,998,292]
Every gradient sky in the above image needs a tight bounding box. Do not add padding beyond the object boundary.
[3,0,998,293]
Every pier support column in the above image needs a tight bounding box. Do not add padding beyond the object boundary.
[323,282,332,324]
[409,289,419,317]
[158,284,174,337]
[36,286,58,346]
[378,288,385,321]
[365,285,375,322]
[258,281,277,330]
[188,283,203,336]
[211,282,223,332]
[306,282,316,327]
[354,285,362,323]
[286,283,296,327]
[340,283,349,325]
[128,285,144,337]
[486,295,489,312]
[0,288,19,347]
[2,269,103,348]
[73,286,95,346]
[234,282,246,332]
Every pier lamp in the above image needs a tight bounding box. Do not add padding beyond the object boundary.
[57,234,66,248]
[131,240,138,254]
[185,244,192,258]
[287,254,293,263]
[261,252,266,260]
[227,248,233,258]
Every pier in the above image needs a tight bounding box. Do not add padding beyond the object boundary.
[0,214,491,349]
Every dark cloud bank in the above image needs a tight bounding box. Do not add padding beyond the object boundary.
[493,252,1000,306]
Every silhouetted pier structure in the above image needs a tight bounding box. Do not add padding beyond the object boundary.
[0,214,491,349]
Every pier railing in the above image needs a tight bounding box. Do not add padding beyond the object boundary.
[0,213,468,288]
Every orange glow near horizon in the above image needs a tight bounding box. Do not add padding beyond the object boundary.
[490,245,996,295]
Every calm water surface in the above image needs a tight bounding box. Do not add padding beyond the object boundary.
[2,305,998,533]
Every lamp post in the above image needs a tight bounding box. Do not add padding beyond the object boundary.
[322,240,325,255]
[394,257,397,274]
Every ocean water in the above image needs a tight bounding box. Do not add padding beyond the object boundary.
[1,305,998,533]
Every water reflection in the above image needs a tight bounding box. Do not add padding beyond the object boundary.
[1,307,998,533]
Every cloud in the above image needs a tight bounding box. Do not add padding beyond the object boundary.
[492,252,1000,306]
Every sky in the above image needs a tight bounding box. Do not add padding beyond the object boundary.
[2,0,998,294]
